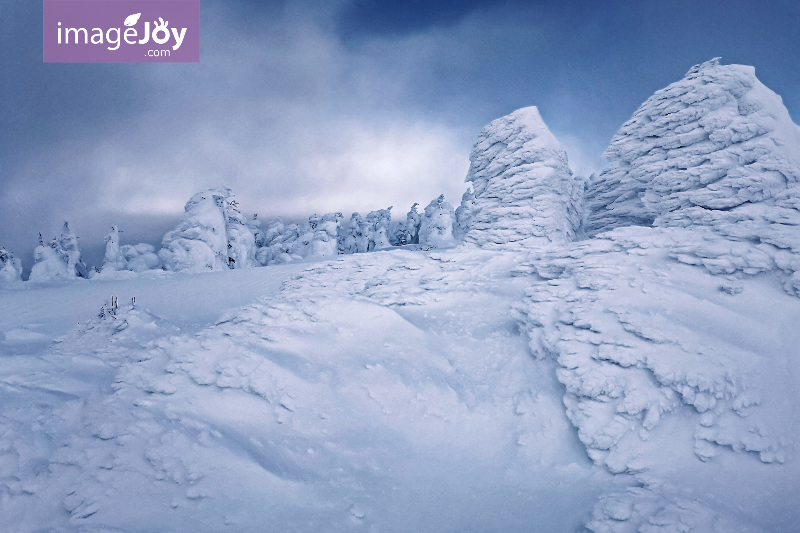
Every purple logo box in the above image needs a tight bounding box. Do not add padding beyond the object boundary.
[43,0,199,63]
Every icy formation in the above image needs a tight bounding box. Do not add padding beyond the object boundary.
[28,222,89,282]
[463,106,584,248]
[96,227,162,277]
[418,194,456,249]
[390,204,422,246]
[160,188,256,273]
[0,247,22,285]
[515,224,800,531]
[121,243,162,272]
[585,59,800,271]
[100,227,126,273]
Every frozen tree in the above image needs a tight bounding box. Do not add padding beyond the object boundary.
[100,226,126,273]
[254,218,287,265]
[0,247,23,285]
[121,243,161,272]
[366,207,392,251]
[419,194,456,249]
[392,203,421,246]
[454,189,476,241]
[29,233,70,282]
[338,213,369,255]
[224,198,256,269]
[58,222,89,278]
[29,223,88,282]
[160,188,256,273]
[585,58,800,256]
[308,213,343,259]
[464,106,583,248]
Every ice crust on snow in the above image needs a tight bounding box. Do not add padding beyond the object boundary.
[585,59,800,273]
[463,106,584,248]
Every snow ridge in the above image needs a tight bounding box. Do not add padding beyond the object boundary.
[464,106,584,248]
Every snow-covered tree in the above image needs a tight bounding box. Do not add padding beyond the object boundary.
[223,198,256,269]
[121,243,161,272]
[160,188,256,273]
[366,207,392,251]
[419,194,456,249]
[338,212,369,255]
[29,223,88,282]
[308,213,342,259]
[58,222,89,278]
[454,189,476,241]
[0,247,23,285]
[29,233,70,282]
[585,58,800,255]
[392,203,422,245]
[100,226,126,273]
[464,106,583,248]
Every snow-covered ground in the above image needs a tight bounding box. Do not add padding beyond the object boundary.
[2,238,798,531]
[1,249,619,532]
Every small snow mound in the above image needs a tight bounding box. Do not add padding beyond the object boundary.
[462,106,584,249]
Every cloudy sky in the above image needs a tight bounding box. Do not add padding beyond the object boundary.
[2,0,800,268]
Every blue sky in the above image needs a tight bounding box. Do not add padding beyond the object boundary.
[2,0,800,268]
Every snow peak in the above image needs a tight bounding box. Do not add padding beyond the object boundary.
[43,0,199,63]
[57,14,188,52]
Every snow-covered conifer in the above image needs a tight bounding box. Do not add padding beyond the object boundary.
[585,58,800,258]
[366,208,392,251]
[338,213,369,254]
[308,213,342,258]
[454,189,476,241]
[29,233,70,282]
[419,194,456,249]
[160,188,255,273]
[464,106,582,248]
[121,243,161,272]
[394,203,421,245]
[0,247,23,285]
[100,226,126,273]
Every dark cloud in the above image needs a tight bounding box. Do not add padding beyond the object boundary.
[2,0,800,273]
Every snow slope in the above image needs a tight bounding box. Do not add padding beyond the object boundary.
[0,250,616,532]
[516,226,800,531]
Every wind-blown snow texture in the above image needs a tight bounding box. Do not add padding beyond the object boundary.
[1,59,799,532]
[464,106,584,248]
[586,58,800,294]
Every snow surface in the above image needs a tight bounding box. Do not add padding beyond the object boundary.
[0,250,616,532]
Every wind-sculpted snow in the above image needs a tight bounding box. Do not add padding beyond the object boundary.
[463,106,584,248]
[0,249,610,532]
[586,59,800,285]
[515,225,800,531]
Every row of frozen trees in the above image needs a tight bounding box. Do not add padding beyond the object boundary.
[0,188,476,284]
